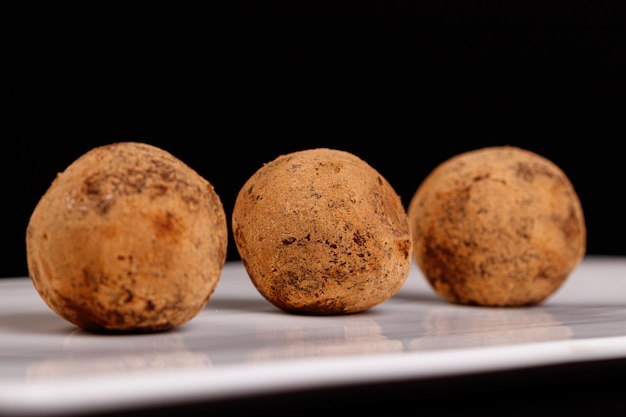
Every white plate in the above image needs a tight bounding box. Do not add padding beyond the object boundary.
[1,256,626,416]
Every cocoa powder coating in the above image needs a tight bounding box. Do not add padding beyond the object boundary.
[232,148,412,314]
[408,146,586,307]
[26,142,228,332]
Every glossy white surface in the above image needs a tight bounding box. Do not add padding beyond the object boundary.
[1,256,626,416]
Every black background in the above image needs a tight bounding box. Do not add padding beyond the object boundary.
[2,3,625,278]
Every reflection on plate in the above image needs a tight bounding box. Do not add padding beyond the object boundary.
[1,256,626,416]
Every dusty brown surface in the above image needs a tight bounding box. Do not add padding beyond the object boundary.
[232,148,412,314]
[26,142,228,332]
[408,146,586,307]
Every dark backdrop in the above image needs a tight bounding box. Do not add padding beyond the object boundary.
[2,3,624,278]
